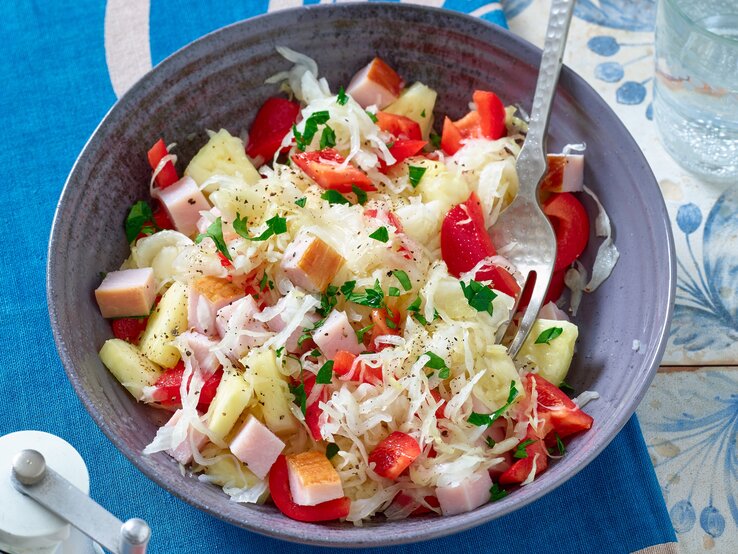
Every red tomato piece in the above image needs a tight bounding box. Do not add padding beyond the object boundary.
[332,350,383,384]
[441,117,463,155]
[376,112,422,141]
[392,492,440,516]
[498,427,549,485]
[379,139,427,173]
[291,148,375,193]
[518,268,567,309]
[111,317,148,344]
[543,192,590,271]
[473,90,507,140]
[152,201,175,230]
[366,307,401,352]
[245,97,301,162]
[430,389,446,420]
[369,431,421,480]
[147,139,179,189]
[217,252,232,268]
[300,373,329,441]
[151,363,223,410]
[269,455,351,522]
[527,374,594,438]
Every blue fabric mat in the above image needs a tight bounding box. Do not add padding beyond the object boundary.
[0,1,675,552]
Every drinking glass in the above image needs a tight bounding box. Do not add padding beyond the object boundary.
[654,0,738,181]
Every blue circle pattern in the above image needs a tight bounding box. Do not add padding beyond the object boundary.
[670,500,696,533]
[676,203,703,234]
[616,81,647,105]
[700,506,726,538]
[588,36,621,56]
[595,61,624,82]
[574,0,656,32]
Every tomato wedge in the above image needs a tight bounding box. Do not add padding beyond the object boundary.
[292,148,375,193]
[440,193,520,297]
[518,268,567,308]
[111,317,148,344]
[152,201,174,230]
[430,389,446,419]
[543,193,590,271]
[498,427,549,485]
[376,112,422,141]
[379,139,427,173]
[147,139,179,189]
[365,307,401,351]
[151,363,223,410]
[332,350,383,384]
[369,431,421,480]
[392,492,440,516]
[269,455,351,522]
[527,374,594,438]
[245,97,300,162]
[441,116,464,155]
[473,90,507,140]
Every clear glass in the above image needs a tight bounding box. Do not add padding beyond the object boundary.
[654,0,738,182]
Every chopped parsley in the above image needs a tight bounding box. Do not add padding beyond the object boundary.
[320,125,336,149]
[293,110,331,150]
[549,433,566,456]
[336,86,348,106]
[559,380,576,396]
[421,109,426,118]
[366,110,378,123]
[408,166,426,188]
[309,348,321,357]
[467,381,519,427]
[195,216,232,261]
[485,437,496,449]
[234,213,287,241]
[297,318,326,348]
[352,184,368,205]
[289,379,307,415]
[124,200,158,243]
[406,296,428,325]
[346,279,384,308]
[460,279,497,316]
[535,326,564,345]
[429,131,442,149]
[489,483,508,502]
[259,272,274,292]
[326,442,340,459]
[321,189,351,206]
[388,286,401,297]
[316,360,334,384]
[369,226,389,242]
[392,269,412,291]
[513,439,536,459]
[275,346,284,357]
[295,197,307,208]
[385,317,397,330]
[340,280,356,296]
[356,323,374,342]
[423,352,450,379]
[318,285,339,317]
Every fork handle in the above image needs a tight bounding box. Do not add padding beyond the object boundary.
[517,0,577,195]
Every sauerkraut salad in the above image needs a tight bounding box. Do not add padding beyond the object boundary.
[95,49,612,523]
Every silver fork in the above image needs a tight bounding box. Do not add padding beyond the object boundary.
[490,0,577,358]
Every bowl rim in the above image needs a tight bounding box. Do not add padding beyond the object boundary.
[47,2,676,547]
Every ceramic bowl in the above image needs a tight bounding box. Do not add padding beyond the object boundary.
[47,3,675,547]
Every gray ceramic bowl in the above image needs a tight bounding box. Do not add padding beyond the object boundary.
[47,3,675,547]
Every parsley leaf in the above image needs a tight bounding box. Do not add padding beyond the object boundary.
[429,132,442,149]
[340,280,356,296]
[346,279,384,308]
[275,346,284,357]
[406,296,428,325]
[289,380,307,415]
[392,269,412,291]
[320,125,336,149]
[292,124,307,151]
[549,433,566,457]
[316,360,334,384]
[385,317,397,330]
[559,380,576,396]
[355,323,374,342]
[388,286,401,297]
[336,86,348,106]
[467,381,519,427]
[326,442,340,459]
[408,166,426,188]
[485,437,496,448]
[294,111,331,150]
[259,272,273,292]
[234,213,287,241]
[195,216,232,261]
[318,285,339,317]
[423,352,450,379]
[369,226,389,242]
[352,184,368,205]
[460,279,497,316]
[366,110,378,123]
[295,197,307,208]
[489,483,508,502]
[513,439,536,459]
[321,190,351,205]
[421,109,426,118]
[535,326,564,344]
[125,201,157,243]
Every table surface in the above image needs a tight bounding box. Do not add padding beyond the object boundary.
[502,2,737,552]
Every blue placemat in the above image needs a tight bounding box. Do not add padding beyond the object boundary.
[0,1,676,552]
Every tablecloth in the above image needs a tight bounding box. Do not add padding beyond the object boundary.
[0,1,677,552]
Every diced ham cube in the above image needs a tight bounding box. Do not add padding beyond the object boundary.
[165,409,209,465]
[312,310,362,359]
[540,154,584,193]
[346,57,403,109]
[229,415,285,479]
[154,175,210,236]
[281,232,345,293]
[265,295,318,353]
[188,276,244,335]
[180,331,219,375]
[215,296,269,360]
[95,268,157,318]
[436,470,493,516]
[286,451,343,506]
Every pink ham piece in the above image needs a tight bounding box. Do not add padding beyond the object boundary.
[188,276,245,335]
[346,57,404,109]
[540,154,584,193]
[95,268,157,318]
[229,415,285,479]
[264,296,318,353]
[538,301,569,321]
[286,451,344,506]
[180,331,220,376]
[312,310,362,359]
[281,232,345,293]
[215,295,269,360]
[154,175,210,236]
[165,409,209,465]
[436,470,493,516]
